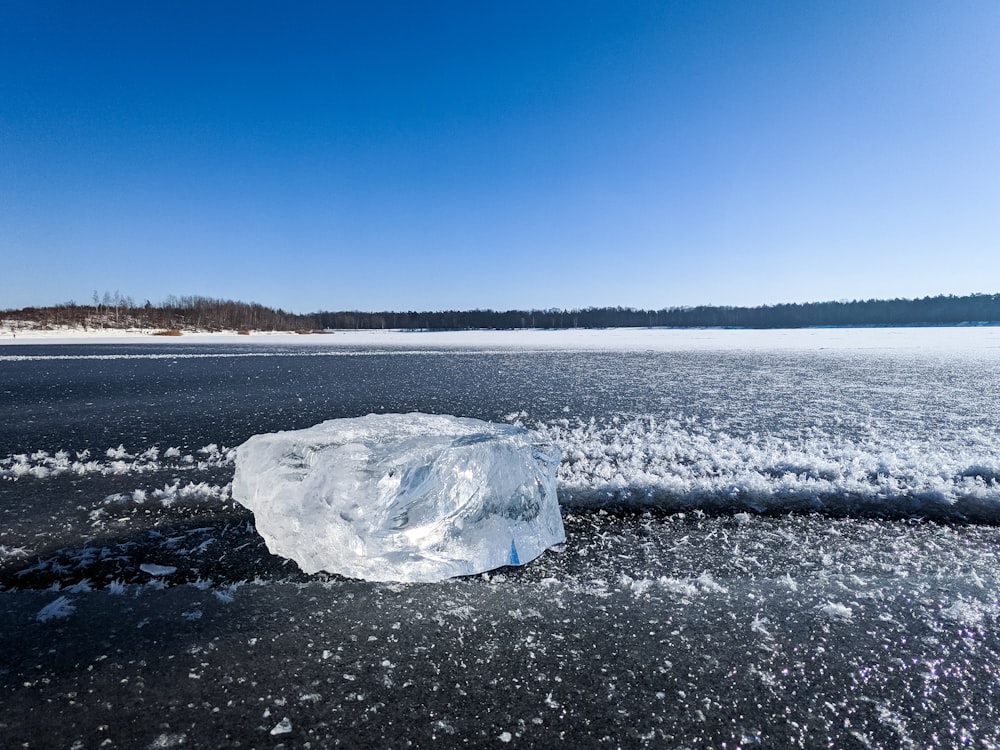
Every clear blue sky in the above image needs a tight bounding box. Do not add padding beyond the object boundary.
[3,1,999,313]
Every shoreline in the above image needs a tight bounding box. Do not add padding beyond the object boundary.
[2,324,1000,352]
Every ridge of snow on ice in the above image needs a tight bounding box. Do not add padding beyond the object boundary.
[7,415,1000,522]
[0,443,234,480]
[537,416,1000,522]
[231,413,564,583]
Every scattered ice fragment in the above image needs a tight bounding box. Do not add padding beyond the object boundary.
[37,595,75,622]
[147,733,187,749]
[780,573,799,592]
[270,717,292,736]
[499,732,513,743]
[941,599,986,626]
[139,563,177,577]
[232,413,565,582]
[819,601,854,620]
[434,720,456,735]
[750,614,772,637]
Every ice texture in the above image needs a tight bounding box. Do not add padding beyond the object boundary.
[232,413,564,582]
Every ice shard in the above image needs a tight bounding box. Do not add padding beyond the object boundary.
[232,413,564,582]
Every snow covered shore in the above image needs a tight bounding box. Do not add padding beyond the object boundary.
[3,324,1000,352]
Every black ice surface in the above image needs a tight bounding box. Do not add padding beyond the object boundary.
[2,344,1000,748]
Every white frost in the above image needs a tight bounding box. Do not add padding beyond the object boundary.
[140,563,177,577]
[37,595,75,622]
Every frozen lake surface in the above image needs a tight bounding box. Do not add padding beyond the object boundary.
[3,329,1000,747]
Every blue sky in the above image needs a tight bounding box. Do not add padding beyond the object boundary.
[3,1,999,313]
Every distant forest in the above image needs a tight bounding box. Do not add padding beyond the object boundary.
[3,293,315,332]
[316,293,1000,330]
[4,292,1000,332]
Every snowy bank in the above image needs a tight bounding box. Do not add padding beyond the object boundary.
[4,325,1000,352]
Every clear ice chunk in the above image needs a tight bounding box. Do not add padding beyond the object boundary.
[232,413,564,582]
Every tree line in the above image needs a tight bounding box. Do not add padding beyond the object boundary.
[4,292,1000,332]
[3,293,315,332]
[314,293,1000,330]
